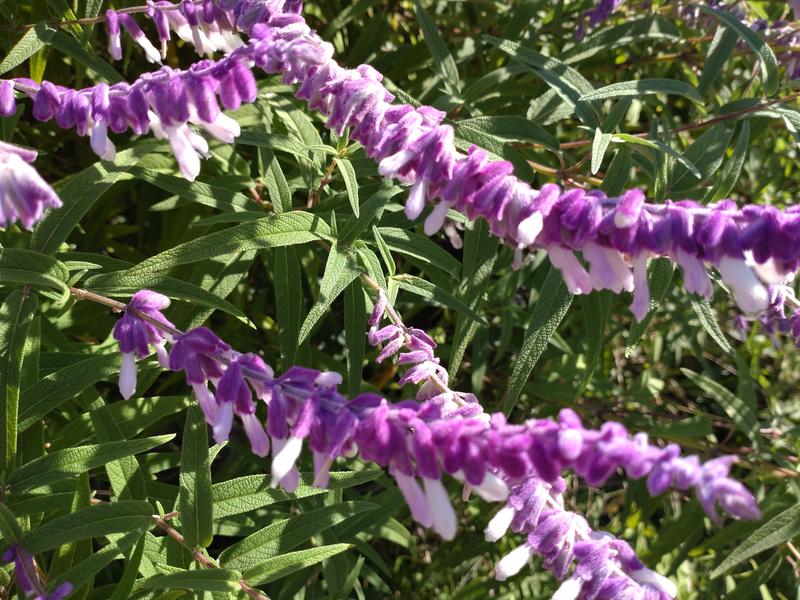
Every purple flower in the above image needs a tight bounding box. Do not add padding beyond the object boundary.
[105,10,122,61]
[2,544,73,600]
[112,290,174,399]
[0,141,62,230]
[0,80,15,116]
[213,353,272,455]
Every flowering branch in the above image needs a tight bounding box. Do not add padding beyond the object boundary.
[67,284,760,596]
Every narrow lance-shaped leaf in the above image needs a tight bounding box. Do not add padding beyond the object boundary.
[299,243,362,344]
[21,500,155,553]
[698,4,779,96]
[681,369,760,447]
[333,156,360,218]
[244,544,353,585]
[711,504,800,578]
[413,0,461,93]
[0,290,38,474]
[178,406,214,549]
[219,502,376,570]
[344,281,367,397]
[502,266,573,414]
[8,435,174,493]
[50,530,141,592]
[142,569,242,593]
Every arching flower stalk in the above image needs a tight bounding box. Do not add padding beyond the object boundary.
[4,0,800,336]
[107,287,759,595]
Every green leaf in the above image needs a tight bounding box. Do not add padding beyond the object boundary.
[698,4,779,96]
[32,143,156,254]
[333,157,360,218]
[299,243,362,344]
[393,274,485,325]
[681,369,760,447]
[127,212,330,276]
[8,435,174,493]
[625,258,675,356]
[690,296,735,355]
[0,248,69,292]
[273,247,304,367]
[21,500,155,553]
[211,471,382,519]
[220,502,375,571]
[698,26,739,97]
[90,399,149,501]
[562,16,679,64]
[0,504,23,544]
[260,147,292,214]
[50,530,141,592]
[375,227,461,276]
[84,271,249,323]
[579,79,703,104]
[448,220,497,378]
[577,291,611,393]
[600,147,632,196]
[485,35,597,126]
[142,569,242,593]
[344,281,367,397]
[178,406,214,549]
[707,121,750,202]
[0,23,55,75]
[244,544,352,585]
[130,167,253,212]
[591,128,613,175]
[413,0,460,93]
[612,134,702,180]
[711,504,800,578]
[502,267,573,414]
[108,535,146,600]
[0,290,38,473]
[454,116,559,152]
[670,124,733,191]
[340,185,401,243]
[47,30,124,83]
[19,354,122,430]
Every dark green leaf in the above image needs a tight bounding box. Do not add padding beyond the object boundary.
[21,500,155,553]
[502,267,573,413]
[8,435,173,493]
[179,406,214,549]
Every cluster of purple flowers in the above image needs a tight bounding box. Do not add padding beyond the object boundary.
[103,1,244,63]
[2,545,72,600]
[0,140,62,230]
[4,0,800,338]
[0,42,256,180]
[112,288,759,591]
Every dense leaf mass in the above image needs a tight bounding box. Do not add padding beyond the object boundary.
[0,0,799,599]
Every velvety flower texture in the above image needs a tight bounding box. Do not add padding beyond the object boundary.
[112,290,175,399]
[0,43,256,180]
[0,141,62,230]
[111,290,760,528]
[108,288,759,593]
[5,0,800,330]
[2,544,73,600]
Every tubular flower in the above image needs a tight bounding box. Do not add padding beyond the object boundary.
[112,290,175,399]
[108,287,760,589]
[0,141,62,230]
[2,544,73,600]
[6,0,800,334]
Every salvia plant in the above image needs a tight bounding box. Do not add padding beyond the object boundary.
[0,0,798,598]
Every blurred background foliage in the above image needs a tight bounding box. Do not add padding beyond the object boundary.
[1,0,799,598]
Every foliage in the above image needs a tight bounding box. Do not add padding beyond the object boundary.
[0,0,799,599]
